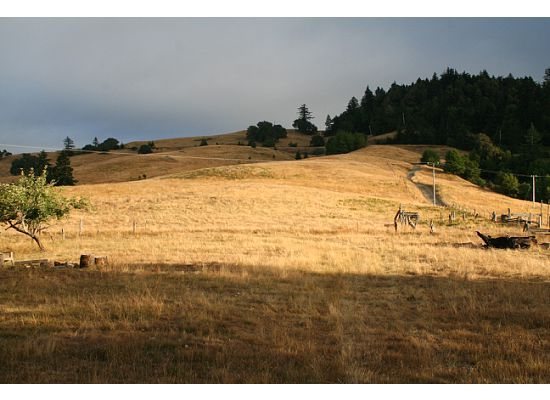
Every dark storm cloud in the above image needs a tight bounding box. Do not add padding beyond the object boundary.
[1,18,549,152]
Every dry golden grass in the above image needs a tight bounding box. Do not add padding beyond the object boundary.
[0,130,315,185]
[1,144,549,383]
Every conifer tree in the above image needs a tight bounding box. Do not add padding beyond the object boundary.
[51,150,76,186]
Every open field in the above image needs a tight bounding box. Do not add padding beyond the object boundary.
[1,144,550,383]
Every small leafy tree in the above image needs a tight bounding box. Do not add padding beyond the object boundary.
[496,172,520,198]
[0,169,87,250]
[443,150,466,175]
[421,149,440,164]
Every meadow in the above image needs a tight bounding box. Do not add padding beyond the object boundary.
[1,144,549,383]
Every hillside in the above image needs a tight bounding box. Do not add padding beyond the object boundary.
[1,138,549,383]
[0,130,320,185]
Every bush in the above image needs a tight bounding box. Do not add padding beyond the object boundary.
[246,121,287,146]
[421,149,440,164]
[310,134,325,147]
[138,144,153,154]
[200,139,208,146]
[325,131,366,155]
[97,138,121,152]
[496,172,520,197]
[443,150,465,175]
[288,142,298,147]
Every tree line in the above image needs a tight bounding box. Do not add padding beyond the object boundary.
[327,68,550,200]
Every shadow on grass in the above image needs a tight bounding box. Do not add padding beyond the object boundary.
[0,264,549,383]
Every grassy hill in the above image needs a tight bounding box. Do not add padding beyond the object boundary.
[1,135,549,383]
[0,130,319,185]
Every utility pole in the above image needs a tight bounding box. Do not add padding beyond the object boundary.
[532,175,536,206]
[432,162,436,206]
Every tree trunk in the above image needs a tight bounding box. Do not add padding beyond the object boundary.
[31,235,45,252]
[79,254,95,268]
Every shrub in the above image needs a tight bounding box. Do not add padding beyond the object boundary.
[496,172,520,197]
[443,150,465,175]
[310,134,325,147]
[138,144,153,154]
[325,131,366,155]
[421,149,440,164]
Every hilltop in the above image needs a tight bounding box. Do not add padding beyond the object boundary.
[0,130,321,185]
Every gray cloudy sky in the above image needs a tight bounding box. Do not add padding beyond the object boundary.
[1,18,549,152]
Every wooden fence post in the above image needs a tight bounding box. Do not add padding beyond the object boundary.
[61,228,65,241]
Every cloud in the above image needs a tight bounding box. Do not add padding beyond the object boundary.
[0,18,549,152]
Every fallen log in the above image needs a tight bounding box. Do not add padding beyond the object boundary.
[476,231,537,249]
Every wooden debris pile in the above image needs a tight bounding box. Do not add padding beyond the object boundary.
[476,231,537,249]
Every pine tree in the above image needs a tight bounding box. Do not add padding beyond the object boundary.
[92,137,99,148]
[292,104,318,135]
[297,104,313,121]
[347,96,359,112]
[325,115,332,133]
[63,136,75,151]
[52,150,76,186]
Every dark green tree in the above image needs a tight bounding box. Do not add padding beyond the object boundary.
[10,151,52,179]
[443,150,466,175]
[97,138,121,152]
[292,104,318,135]
[63,136,75,151]
[325,131,366,155]
[246,121,287,146]
[310,134,325,147]
[325,115,332,134]
[421,149,440,164]
[496,172,520,197]
[51,151,76,186]
[138,144,153,154]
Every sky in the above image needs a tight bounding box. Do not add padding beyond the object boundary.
[1,18,550,153]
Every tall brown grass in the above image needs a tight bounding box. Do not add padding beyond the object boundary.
[1,145,549,383]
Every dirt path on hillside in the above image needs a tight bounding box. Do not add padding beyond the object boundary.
[407,165,448,207]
